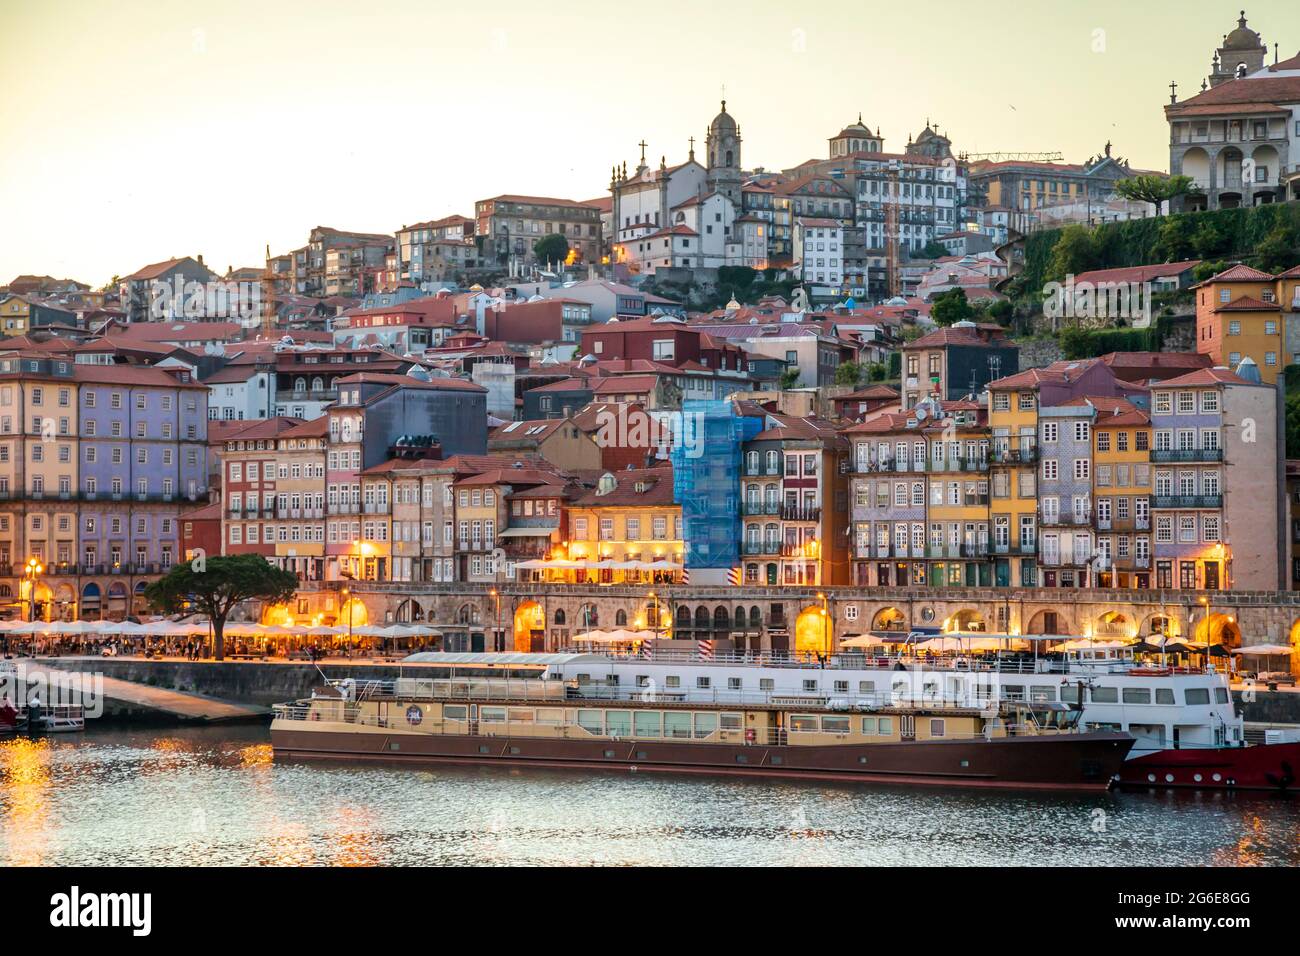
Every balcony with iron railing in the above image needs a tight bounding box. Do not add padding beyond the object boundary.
[1150,448,1222,463]
[741,501,781,516]
[1039,512,1091,527]
[780,504,821,522]
[1152,494,1222,509]
[990,445,1038,465]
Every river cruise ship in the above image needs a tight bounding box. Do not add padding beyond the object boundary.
[502,636,1299,792]
[271,653,1134,791]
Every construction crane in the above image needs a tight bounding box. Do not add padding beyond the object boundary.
[884,160,901,298]
[259,243,280,341]
[961,151,1064,163]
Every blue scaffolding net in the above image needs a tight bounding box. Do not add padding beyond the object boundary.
[671,400,762,573]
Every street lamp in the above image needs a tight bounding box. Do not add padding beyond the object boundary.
[817,591,831,659]
[24,558,43,622]
[489,587,502,652]
[341,585,353,649]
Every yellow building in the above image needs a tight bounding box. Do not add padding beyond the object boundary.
[1089,397,1152,590]
[272,417,327,581]
[565,468,682,585]
[987,375,1040,589]
[1195,263,1300,383]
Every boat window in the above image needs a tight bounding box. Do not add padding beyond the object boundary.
[790,714,819,732]
[802,679,817,692]
[861,717,877,734]
[665,675,680,688]
[929,718,945,737]
[759,678,774,691]
[577,710,604,734]
[696,676,711,689]
[878,717,894,735]
[636,675,650,686]
[1215,687,1229,704]
[1185,688,1211,706]
[481,707,507,723]
[719,712,743,731]
[728,677,742,690]
[664,712,692,738]
[1029,685,1055,702]
[508,708,535,723]
[1156,688,1175,705]
[693,713,718,738]
[858,681,875,694]
[633,711,662,737]
[834,681,849,693]
[576,673,591,685]
[821,715,850,734]
[444,705,468,720]
[1087,722,1122,732]
[1090,686,1119,703]
[1122,688,1151,704]
[536,708,564,725]
[1002,684,1024,700]
[605,711,631,736]
[1059,684,1081,704]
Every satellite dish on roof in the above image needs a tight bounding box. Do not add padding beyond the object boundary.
[915,406,929,421]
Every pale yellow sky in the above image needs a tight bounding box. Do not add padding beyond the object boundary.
[1,0,1295,287]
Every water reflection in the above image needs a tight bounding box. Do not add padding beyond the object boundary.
[0,726,1297,866]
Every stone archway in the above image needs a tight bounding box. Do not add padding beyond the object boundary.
[871,606,907,632]
[794,605,831,657]
[1093,610,1133,640]
[394,598,425,623]
[947,608,986,632]
[1024,608,1071,635]
[513,600,545,652]
[1194,612,1241,647]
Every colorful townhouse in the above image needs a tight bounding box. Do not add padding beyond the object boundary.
[844,398,991,589]
[1089,397,1153,590]
[1036,401,1096,588]
[987,375,1040,588]
[0,355,208,621]
[566,467,683,585]
[739,413,848,587]
[1149,365,1281,592]
[1195,263,1300,382]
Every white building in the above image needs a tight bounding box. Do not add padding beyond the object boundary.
[793,217,845,289]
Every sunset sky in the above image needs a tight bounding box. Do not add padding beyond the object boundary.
[2,0,1295,287]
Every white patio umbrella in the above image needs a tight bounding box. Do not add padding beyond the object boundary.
[1232,643,1295,655]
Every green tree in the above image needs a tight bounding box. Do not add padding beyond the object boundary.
[533,233,570,267]
[834,361,863,387]
[1192,259,1229,283]
[144,554,299,661]
[1113,174,1197,215]
[779,368,801,390]
[930,288,975,326]
[985,299,1013,325]
[911,240,948,260]
[1255,225,1299,274]
[1046,224,1099,282]
[1191,219,1230,259]
[717,266,757,297]
[1153,216,1195,262]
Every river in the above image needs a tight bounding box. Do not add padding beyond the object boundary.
[1,725,1298,866]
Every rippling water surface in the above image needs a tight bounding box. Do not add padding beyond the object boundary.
[1,726,1298,866]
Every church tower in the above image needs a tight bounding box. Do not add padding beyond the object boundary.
[1208,11,1268,87]
[706,100,742,204]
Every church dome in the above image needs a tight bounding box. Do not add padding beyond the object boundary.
[1223,12,1263,50]
[710,100,737,135]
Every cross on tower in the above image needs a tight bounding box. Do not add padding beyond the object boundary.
[638,139,647,165]
[1169,79,1178,104]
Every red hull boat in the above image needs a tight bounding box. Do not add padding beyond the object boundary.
[1119,741,1300,791]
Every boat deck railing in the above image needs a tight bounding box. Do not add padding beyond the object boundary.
[271,702,1049,744]
[554,647,1223,677]
[313,677,1023,715]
